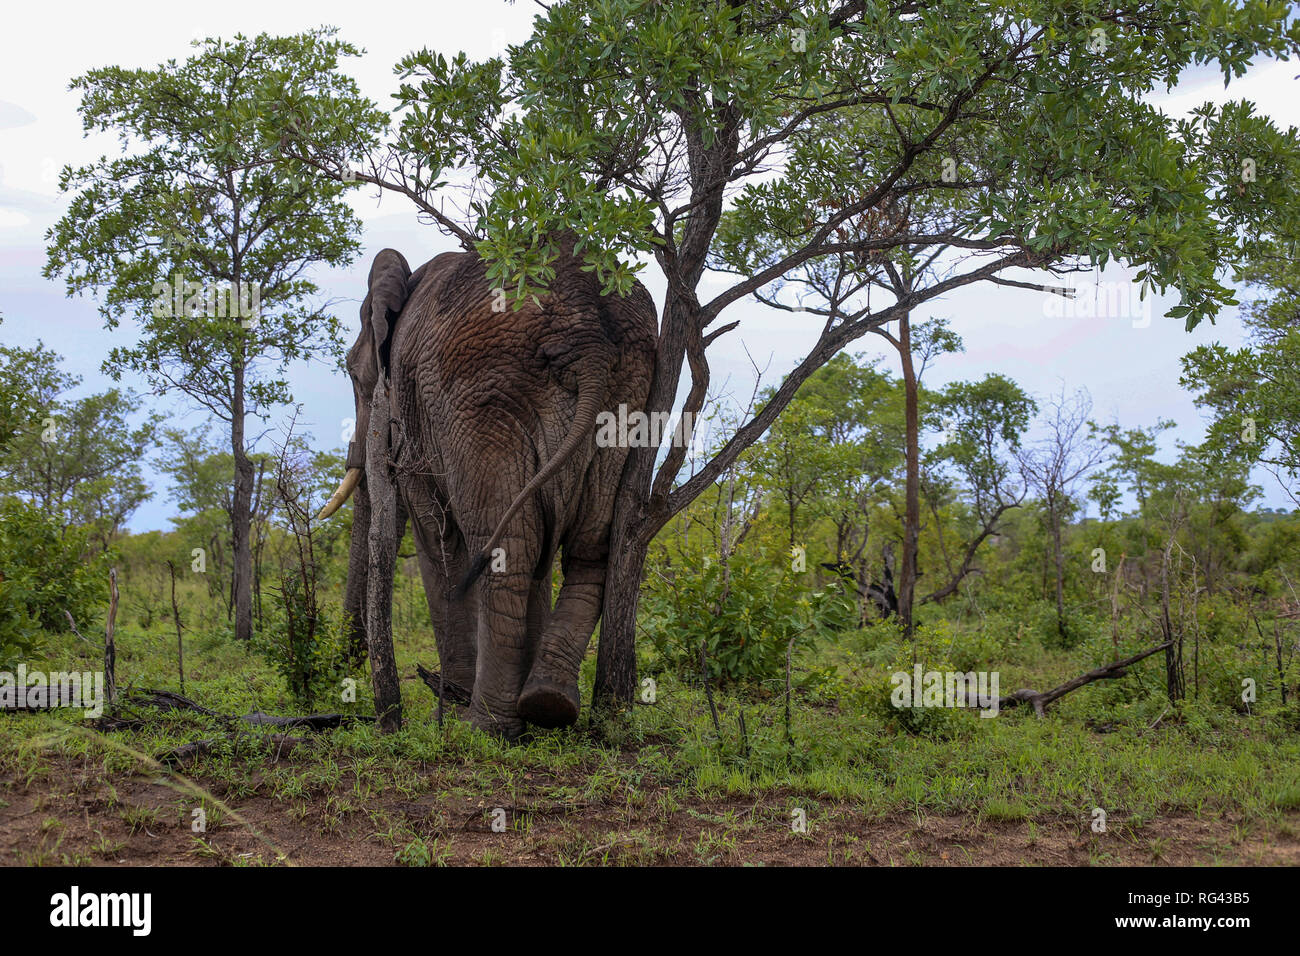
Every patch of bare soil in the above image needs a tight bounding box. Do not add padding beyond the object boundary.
[2,755,1296,866]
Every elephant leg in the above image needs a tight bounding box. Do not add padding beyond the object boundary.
[518,458,622,728]
[464,503,543,740]
[404,485,477,695]
[527,553,555,642]
[518,555,604,728]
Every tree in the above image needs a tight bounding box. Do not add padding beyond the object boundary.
[748,352,901,549]
[44,29,386,642]
[0,500,108,668]
[923,372,1036,604]
[253,425,354,709]
[1182,238,1300,506]
[275,0,1300,710]
[1089,419,1177,522]
[1,387,159,550]
[745,352,908,622]
[0,332,158,549]
[0,321,73,458]
[1018,387,1105,643]
[873,312,963,636]
[1165,440,1258,593]
[798,354,907,583]
[158,424,289,625]
[747,395,836,549]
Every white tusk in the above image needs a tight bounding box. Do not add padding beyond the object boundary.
[316,468,363,520]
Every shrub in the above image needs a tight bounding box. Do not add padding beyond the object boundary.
[948,611,1043,668]
[857,621,974,738]
[0,499,108,669]
[252,572,354,710]
[642,555,853,687]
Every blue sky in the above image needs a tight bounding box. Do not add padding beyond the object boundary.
[1,1,1297,532]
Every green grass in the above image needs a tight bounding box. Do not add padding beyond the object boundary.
[3,604,1299,866]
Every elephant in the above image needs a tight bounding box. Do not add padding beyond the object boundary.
[318,239,657,739]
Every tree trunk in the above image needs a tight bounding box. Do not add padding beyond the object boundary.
[593,286,695,713]
[168,559,185,695]
[1160,540,1183,702]
[105,567,118,706]
[590,123,735,712]
[897,310,920,641]
[251,459,266,629]
[231,358,254,643]
[593,452,652,714]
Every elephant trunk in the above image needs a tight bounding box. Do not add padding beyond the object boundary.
[364,379,404,733]
[341,471,371,664]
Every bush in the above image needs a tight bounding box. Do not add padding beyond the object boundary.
[252,572,354,710]
[855,620,981,738]
[845,618,904,668]
[642,554,853,687]
[948,611,1043,668]
[0,499,108,669]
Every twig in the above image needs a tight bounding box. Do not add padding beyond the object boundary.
[1145,707,1169,733]
[62,610,91,645]
[167,559,185,695]
[700,638,723,745]
[105,568,119,707]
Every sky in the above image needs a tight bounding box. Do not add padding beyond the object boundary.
[0,1,1297,533]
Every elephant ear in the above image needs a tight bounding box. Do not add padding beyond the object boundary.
[364,249,413,380]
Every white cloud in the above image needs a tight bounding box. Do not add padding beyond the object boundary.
[0,208,31,229]
[0,101,37,130]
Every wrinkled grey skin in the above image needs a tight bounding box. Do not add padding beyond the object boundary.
[340,243,657,739]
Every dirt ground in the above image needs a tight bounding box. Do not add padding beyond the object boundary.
[3,755,1297,866]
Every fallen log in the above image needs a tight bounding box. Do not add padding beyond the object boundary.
[997,641,1174,717]
[126,689,221,715]
[241,711,369,730]
[122,689,372,730]
[88,714,145,732]
[416,663,473,707]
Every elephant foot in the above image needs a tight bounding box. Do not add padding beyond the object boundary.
[468,703,524,742]
[470,714,525,742]
[518,678,580,728]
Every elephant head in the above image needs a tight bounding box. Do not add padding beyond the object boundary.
[319,248,413,521]
[319,249,413,664]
